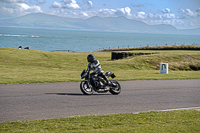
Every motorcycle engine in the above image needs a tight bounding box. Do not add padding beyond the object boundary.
[98,79,105,89]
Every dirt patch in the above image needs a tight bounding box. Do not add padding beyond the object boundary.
[181,55,194,60]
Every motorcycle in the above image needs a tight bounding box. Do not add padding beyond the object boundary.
[80,70,121,95]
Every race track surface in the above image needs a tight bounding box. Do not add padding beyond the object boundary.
[0,79,200,123]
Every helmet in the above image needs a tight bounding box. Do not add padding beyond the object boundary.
[87,54,95,63]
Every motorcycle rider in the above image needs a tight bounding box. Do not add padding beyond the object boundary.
[86,54,110,85]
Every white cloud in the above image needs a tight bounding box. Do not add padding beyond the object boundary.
[28,5,42,13]
[81,0,93,9]
[52,1,62,8]
[50,0,83,18]
[98,8,116,17]
[0,0,25,3]
[17,3,30,10]
[1,0,199,29]
[124,7,131,16]
[180,8,200,18]
[87,1,93,8]
[132,10,177,20]
[0,0,42,18]
[80,11,88,17]
[1,7,14,14]
[132,8,200,26]
[115,7,131,16]
[135,11,146,19]
[62,0,80,10]
[149,19,184,26]
[129,9,186,29]
[162,8,170,13]
[17,3,42,12]
[98,7,131,17]
[162,14,176,19]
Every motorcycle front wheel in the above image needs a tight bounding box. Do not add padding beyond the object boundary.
[80,80,94,95]
[109,80,121,95]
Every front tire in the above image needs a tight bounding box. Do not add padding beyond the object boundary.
[80,80,94,95]
[109,80,121,95]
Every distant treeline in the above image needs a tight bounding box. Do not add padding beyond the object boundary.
[98,45,200,52]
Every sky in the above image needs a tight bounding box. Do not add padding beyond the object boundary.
[0,0,200,29]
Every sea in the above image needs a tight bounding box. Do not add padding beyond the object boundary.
[0,27,200,52]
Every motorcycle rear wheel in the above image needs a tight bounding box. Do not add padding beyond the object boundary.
[80,80,94,95]
[109,80,121,95]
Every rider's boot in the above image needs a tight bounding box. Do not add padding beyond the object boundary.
[104,79,111,87]
[106,80,111,85]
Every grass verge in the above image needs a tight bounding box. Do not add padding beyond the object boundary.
[0,110,199,132]
[0,47,200,84]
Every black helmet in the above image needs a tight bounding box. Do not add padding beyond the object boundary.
[87,54,95,63]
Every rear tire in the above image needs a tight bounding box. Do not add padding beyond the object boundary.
[80,80,94,95]
[109,80,121,95]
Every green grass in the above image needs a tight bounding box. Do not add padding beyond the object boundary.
[112,50,200,71]
[0,110,199,133]
[1,48,200,132]
[0,47,200,84]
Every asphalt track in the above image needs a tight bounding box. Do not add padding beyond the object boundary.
[0,79,200,123]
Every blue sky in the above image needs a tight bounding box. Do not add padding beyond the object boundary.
[0,0,200,29]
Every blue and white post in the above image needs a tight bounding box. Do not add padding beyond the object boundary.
[160,63,168,74]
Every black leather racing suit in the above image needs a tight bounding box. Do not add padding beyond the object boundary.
[86,60,109,83]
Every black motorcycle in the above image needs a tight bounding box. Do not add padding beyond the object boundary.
[80,70,121,95]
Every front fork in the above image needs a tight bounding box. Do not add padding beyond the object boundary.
[85,80,91,88]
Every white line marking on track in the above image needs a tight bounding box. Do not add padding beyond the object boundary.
[134,107,200,114]
[158,107,200,112]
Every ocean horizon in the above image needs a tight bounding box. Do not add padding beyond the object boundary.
[1,27,200,52]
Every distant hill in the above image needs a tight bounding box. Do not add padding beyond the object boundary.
[83,16,152,32]
[0,13,82,29]
[0,13,199,35]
